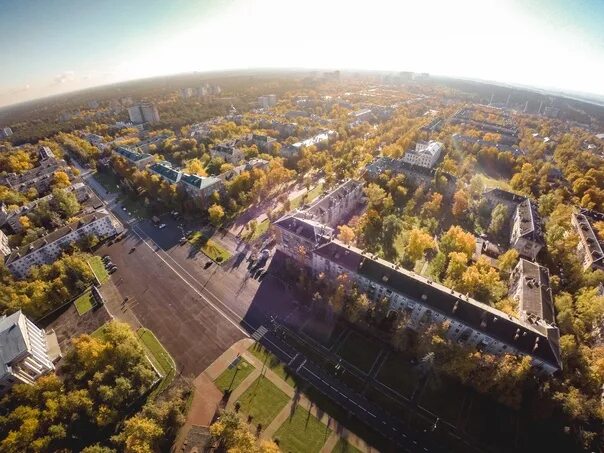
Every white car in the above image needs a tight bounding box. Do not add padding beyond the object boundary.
[159,223,166,229]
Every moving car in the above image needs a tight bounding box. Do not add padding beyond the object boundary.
[158,223,166,229]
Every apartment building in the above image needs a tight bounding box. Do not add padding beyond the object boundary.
[297,180,364,227]
[0,156,72,195]
[128,103,160,124]
[5,209,123,278]
[510,199,544,260]
[148,162,182,184]
[0,127,13,139]
[0,311,56,395]
[0,230,10,257]
[281,130,338,158]
[401,141,444,168]
[210,143,244,163]
[114,146,155,169]
[258,94,277,109]
[571,209,604,271]
[179,174,223,203]
[509,259,555,325]
[273,214,334,268]
[0,182,91,233]
[251,134,277,153]
[310,239,561,374]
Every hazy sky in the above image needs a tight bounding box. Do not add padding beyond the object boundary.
[1,0,603,107]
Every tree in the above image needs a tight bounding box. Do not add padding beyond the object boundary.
[440,225,476,259]
[51,187,80,218]
[364,183,387,209]
[444,251,469,283]
[337,225,355,244]
[488,203,508,237]
[111,415,163,453]
[498,249,519,276]
[452,190,469,217]
[421,192,443,218]
[405,228,435,264]
[208,203,225,226]
[184,158,207,176]
[52,170,71,189]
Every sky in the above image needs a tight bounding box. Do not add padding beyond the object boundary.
[1,0,603,107]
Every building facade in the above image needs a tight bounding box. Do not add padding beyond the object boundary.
[179,174,223,203]
[572,210,604,271]
[5,210,123,278]
[114,146,155,169]
[510,199,544,260]
[0,311,56,395]
[0,230,10,257]
[401,141,444,168]
[0,158,71,195]
[298,179,364,227]
[210,143,244,163]
[148,162,182,184]
[128,103,160,124]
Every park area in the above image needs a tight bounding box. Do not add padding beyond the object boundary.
[188,231,231,263]
[88,256,109,284]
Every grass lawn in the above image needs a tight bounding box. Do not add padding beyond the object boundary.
[237,375,290,428]
[189,232,231,264]
[336,331,383,373]
[243,218,270,242]
[214,357,255,393]
[375,353,420,398]
[88,256,109,284]
[137,328,176,396]
[248,343,296,387]
[274,405,331,453]
[332,438,362,453]
[290,182,324,210]
[93,171,120,193]
[477,173,513,192]
[118,193,151,219]
[91,323,110,341]
[74,290,94,315]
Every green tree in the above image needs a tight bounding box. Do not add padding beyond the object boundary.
[208,203,225,226]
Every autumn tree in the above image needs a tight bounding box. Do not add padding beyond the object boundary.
[337,225,355,244]
[208,203,225,226]
[405,228,435,264]
[488,203,508,237]
[452,189,469,217]
[52,170,71,189]
[440,225,476,259]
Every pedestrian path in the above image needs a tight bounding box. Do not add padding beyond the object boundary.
[202,338,377,453]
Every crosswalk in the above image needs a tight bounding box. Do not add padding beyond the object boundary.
[251,325,268,341]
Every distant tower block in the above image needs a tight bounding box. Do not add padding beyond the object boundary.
[538,101,543,115]
[489,93,494,105]
[506,93,511,107]
[524,101,529,113]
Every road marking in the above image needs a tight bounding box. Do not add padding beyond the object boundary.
[252,325,268,340]
[131,226,249,336]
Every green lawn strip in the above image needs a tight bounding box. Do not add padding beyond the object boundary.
[332,438,362,453]
[136,328,176,397]
[248,343,296,387]
[289,182,324,210]
[200,239,231,263]
[90,323,110,341]
[214,357,255,393]
[88,256,109,284]
[336,331,382,373]
[237,375,290,428]
[477,173,513,192]
[74,290,94,315]
[274,405,332,453]
[374,353,420,398]
[418,374,467,425]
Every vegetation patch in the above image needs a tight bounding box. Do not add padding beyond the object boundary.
[375,353,420,398]
[248,343,296,387]
[237,375,290,428]
[88,256,109,284]
[74,290,94,315]
[93,170,120,193]
[214,357,255,393]
[189,231,231,263]
[274,405,332,453]
[137,328,176,397]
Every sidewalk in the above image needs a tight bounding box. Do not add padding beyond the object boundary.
[198,338,376,453]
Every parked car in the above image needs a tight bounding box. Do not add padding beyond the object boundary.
[159,223,166,229]
[108,267,118,274]
[179,237,187,245]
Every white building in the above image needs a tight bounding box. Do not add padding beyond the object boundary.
[128,103,160,124]
[401,141,443,168]
[0,310,56,395]
[5,209,123,278]
[0,127,13,139]
[572,210,604,272]
[210,143,244,163]
[0,230,10,257]
[510,199,544,261]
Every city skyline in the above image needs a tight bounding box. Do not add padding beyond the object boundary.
[1,0,603,108]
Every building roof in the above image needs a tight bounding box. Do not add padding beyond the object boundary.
[0,311,28,376]
[314,239,561,370]
[303,179,362,221]
[516,199,544,243]
[252,134,276,143]
[180,173,221,191]
[0,160,67,189]
[513,259,555,324]
[212,143,239,155]
[115,146,153,163]
[573,211,604,266]
[38,146,55,160]
[273,213,333,246]
[148,162,182,183]
[5,209,112,266]
[483,188,527,204]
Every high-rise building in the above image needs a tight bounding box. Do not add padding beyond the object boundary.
[128,103,160,124]
[0,127,13,139]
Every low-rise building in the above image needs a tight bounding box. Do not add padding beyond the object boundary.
[0,182,91,233]
[251,134,276,153]
[114,146,155,169]
[296,180,364,228]
[509,259,555,325]
[281,130,338,158]
[310,239,561,374]
[349,109,373,123]
[5,209,123,278]
[210,143,244,163]
[571,210,604,271]
[258,94,277,109]
[0,156,71,195]
[148,162,182,184]
[0,230,10,257]
[401,141,443,168]
[0,127,13,139]
[0,310,56,395]
[179,174,222,203]
[510,199,544,260]
[128,103,160,124]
